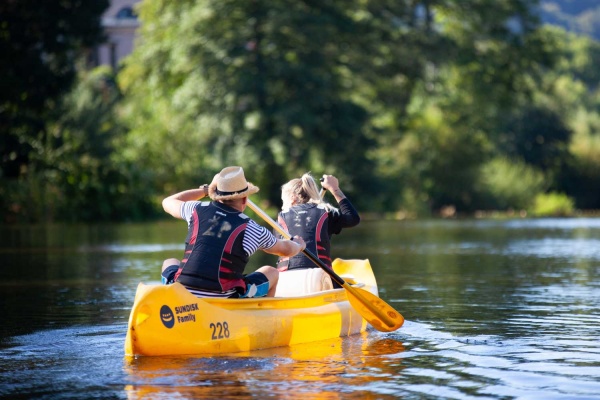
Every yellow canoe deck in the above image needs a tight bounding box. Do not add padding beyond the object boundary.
[125,259,380,356]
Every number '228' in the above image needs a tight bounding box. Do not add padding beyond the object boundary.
[210,321,230,339]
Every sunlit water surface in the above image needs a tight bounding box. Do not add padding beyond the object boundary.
[0,218,599,399]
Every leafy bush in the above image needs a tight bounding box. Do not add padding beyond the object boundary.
[478,157,548,210]
[530,192,575,216]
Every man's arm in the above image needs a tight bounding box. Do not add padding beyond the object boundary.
[162,185,209,219]
[262,236,306,257]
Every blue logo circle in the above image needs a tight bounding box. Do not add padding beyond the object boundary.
[160,305,175,329]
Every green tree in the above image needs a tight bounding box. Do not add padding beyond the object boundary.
[0,0,109,182]
[120,0,383,206]
[535,27,600,208]
[478,156,548,210]
[45,67,156,222]
[374,1,556,214]
[2,66,156,223]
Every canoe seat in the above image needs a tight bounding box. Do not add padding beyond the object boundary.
[275,268,334,297]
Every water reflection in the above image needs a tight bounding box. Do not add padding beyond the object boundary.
[503,238,600,259]
[123,333,406,399]
[393,319,600,399]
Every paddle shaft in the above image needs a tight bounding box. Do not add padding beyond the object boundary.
[319,178,326,199]
[246,199,399,329]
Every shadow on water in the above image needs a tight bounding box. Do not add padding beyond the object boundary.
[0,222,180,340]
[0,325,128,398]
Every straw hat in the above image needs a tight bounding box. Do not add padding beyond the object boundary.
[208,166,259,201]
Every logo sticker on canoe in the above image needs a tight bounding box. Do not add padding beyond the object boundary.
[160,305,175,329]
[175,302,198,324]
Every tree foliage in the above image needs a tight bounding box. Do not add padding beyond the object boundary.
[0,0,109,180]
[2,66,156,223]
[120,0,454,207]
[121,1,548,209]
[44,67,155,222]
[4,0,600,222]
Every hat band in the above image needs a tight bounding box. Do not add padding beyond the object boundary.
[216,186,248,196]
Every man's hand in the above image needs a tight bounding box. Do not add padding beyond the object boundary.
[290,235,306,252]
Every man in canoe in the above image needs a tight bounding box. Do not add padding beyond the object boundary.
[276,173,360,288]
[161,166,306,298]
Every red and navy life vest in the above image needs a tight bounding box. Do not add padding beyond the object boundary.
[277,203,331,271]
[175,202,249,293]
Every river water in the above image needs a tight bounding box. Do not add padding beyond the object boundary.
[0,218,599,399]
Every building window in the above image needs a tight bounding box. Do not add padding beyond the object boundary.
[116,6,137,19]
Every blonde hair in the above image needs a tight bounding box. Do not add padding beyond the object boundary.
[281,173,337,212]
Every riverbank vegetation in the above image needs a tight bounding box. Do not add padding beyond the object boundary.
[2,1,600,223]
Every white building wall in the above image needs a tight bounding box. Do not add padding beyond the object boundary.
[95,0,141,69]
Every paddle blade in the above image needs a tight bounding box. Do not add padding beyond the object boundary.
[345,285,404,332]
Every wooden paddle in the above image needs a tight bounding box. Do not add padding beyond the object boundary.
[246,199,404,332]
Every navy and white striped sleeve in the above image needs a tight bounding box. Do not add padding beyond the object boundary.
[243,220,277,255]
[181,201,202,224]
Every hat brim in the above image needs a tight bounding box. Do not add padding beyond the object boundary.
[208,182,260,201]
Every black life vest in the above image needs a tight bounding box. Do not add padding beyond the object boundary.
[176,201,249,293]
[277,203,331,271]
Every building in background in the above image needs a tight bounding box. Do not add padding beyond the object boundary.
[93,0,141,69]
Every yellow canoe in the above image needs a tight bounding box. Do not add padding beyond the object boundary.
[124,259,391,357]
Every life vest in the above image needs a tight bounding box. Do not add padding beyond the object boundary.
[176,202,249,293]
[277,203,331,271]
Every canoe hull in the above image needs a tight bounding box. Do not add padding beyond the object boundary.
[125,259,378,356]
